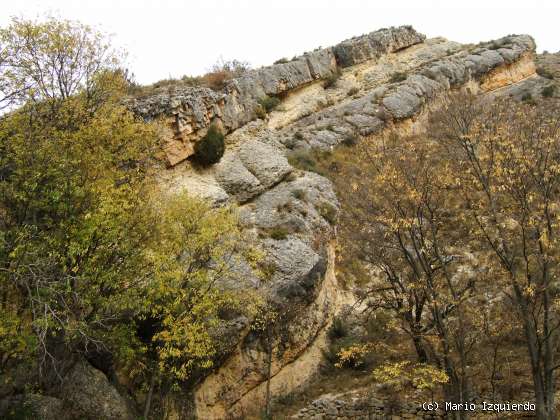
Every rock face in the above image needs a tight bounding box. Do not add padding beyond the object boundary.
[128,30,534,166]
[490,51,559,101]
[61,361,133,420]
[0,394,64,420]
[0,361,133,420]
[194,242,347,419]
[332,25,425,67]
[126,26,539,419]
[277,34,536,151]
[291,388,445,419]
[127,26,425,165]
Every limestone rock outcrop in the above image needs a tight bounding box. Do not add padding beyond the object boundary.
[277,34,536,151]
[127,26,425,165]
[332,25,425,67]
[61,361,133,420]
[126,26,540,419]
[0,394,64,420]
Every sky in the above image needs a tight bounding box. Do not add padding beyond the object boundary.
[1,0,559,85]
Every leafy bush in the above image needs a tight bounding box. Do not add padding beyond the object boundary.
[324,338,373,370]
[274,57,289,64]
[254,104,267,120]
[542,85,556,98]
[521,92,536,104]
[133,59,251,95]
[129,75,203,97]
[536,68,554,80]
[318,202,338,225]
[258,95,281,113]
[256,260,277,281]
[328,317,349,340]
[389,72,408,83]
[193,125,225,165]
[323,68,341,89]
[342,133,358,147]
[335,343,373,369]
[269,226,290,240]
[323,337,351,366]
[202,70,231,90]
[347,87,359,96]
[287,149,317,172]
[203,58,251,90]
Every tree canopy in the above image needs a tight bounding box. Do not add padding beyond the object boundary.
[0,18,253,415]
[325,93,560,419]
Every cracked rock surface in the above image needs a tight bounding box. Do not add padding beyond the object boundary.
[127,26,538,419]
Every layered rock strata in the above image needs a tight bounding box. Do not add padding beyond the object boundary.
[127,27,538,419]
[128,26,425,165]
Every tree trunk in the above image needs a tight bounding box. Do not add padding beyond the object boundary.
[265,326,273,418]
[143,370,157,420]
[412,334,428,363]
[514,285,556,420]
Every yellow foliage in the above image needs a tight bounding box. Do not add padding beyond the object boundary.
[373,361,448,391]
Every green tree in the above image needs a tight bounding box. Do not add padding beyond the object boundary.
[0,18,255,416]
[0,93,158,379]
[0,16,121,110]
[193,124,225,166]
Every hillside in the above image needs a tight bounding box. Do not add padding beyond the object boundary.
[1,21,559,420]
[127,26,545,419]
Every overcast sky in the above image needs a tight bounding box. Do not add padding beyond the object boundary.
[1,0,559,85]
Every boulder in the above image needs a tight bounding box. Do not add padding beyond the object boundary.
[215,151,263,202]
[263,237,327,300]
[240,171,339,235]
[0,394,64,420]
[237,140,292,189]
[61,361,133,420]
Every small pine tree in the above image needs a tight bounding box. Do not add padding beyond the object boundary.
[194,124,225,165]
[542,85,556,98]
[258,95,281,113]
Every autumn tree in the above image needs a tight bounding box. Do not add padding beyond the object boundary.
[331,133,477,417]
[0,17,255,418]
[0,16,122,110]
[330,92,560,419]
[433,94,560,419]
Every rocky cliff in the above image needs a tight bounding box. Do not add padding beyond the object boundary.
[127,26,425,165]
[126,26,538,419]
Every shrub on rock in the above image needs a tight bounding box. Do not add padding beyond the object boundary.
[389,71,408,83]
[194,124,225,165]
[258,95,281,113]
[323,68,341,89]
[542,85,556,98]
